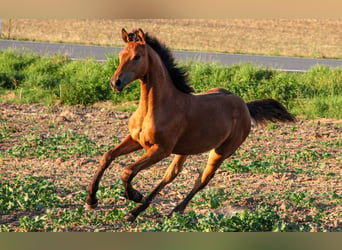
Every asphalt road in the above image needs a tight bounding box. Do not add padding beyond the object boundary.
[1,40,342,72]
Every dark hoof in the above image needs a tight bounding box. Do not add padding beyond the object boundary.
[125,213,136,223]
[124,190,144,203]
[85,200,98,211]
[131,192,144,203]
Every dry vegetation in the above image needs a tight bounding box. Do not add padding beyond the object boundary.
[1,19,342,58]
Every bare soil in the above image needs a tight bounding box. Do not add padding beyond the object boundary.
[1,102,341,231]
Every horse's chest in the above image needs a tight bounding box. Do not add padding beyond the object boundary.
[129,115,157,148]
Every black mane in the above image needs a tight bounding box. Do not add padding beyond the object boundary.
[143,32,194,94]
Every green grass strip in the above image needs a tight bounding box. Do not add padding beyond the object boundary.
[1,49,341,118]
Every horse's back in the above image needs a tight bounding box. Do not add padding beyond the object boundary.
[196,88,233,96]
[195,88,248,114]
[194,88,248,118]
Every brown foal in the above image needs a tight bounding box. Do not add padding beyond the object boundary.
[86,28,295,222]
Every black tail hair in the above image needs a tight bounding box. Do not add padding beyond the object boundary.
[247,99,295,125]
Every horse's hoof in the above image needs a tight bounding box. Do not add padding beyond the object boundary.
[132,192,144,203]
[125,213,136,223]
[85,200,98,211]
[123,190,144,203]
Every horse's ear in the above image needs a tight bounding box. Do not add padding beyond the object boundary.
[137,29,146,44]
[122,28,129,43]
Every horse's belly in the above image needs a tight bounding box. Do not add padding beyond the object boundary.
[172,125,230,155]
[172,142,216,155]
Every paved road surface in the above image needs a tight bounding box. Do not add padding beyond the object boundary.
[1,40,342,72]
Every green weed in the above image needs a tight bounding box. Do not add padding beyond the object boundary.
[142,205,282,232]
[0,50,39,89]
[59,57,114,105]
[191,188,226,210]
[0,176,61,214]
[2,130,110,159]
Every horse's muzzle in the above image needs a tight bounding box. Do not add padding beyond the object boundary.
[111,77,124,93]
[111,72,135,93]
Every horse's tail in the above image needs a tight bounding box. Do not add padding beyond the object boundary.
[247,98,295,125]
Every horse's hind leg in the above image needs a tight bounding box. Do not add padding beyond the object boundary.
[86,135,142,210]
[170,150,226,215]
[125,154,187,222]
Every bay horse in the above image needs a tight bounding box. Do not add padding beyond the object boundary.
[86,28,295,222]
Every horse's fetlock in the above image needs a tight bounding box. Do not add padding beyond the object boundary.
[120,168,133,183]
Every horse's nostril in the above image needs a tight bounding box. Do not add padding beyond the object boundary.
[115,79,121,87]
[110,77,124,92]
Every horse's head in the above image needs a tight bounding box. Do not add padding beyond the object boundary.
[111,28,148,92]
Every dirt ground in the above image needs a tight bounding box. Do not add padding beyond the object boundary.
[0,102,341,231]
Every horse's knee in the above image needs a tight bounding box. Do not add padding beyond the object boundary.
[99,149,114,167]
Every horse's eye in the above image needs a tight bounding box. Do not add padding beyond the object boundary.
[133,54,141,61]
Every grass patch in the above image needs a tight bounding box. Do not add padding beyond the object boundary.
[1,130,111,160]
[0,50,342,119]
[141,206,282,232]
[0,176,61,214]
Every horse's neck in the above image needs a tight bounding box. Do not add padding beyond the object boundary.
[138,47,176,113]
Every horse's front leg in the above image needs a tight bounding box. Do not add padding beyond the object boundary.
[126,154,187,222]
[86,135,142,210]
[120,144,171,220]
